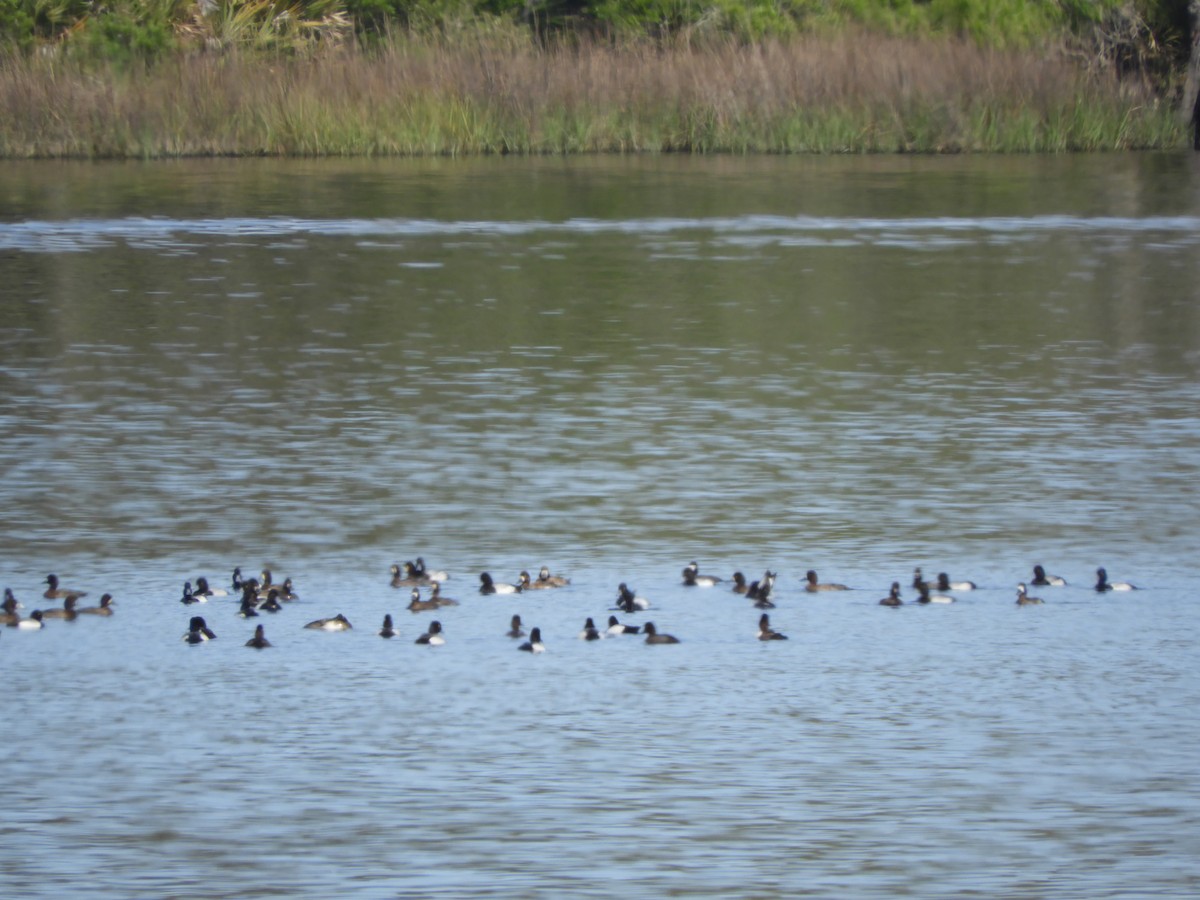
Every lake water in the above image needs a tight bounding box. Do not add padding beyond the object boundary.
[1,154,1198,898]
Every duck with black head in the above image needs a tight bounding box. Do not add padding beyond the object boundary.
[416,621,445,645]
[1030,564,1066,587]
[379,615,397,639]
[1095,567,1137,592]
[519,627,546,653]
[643,622,680,644]
[804,570,848,592]
[879,583,903,607]
[40,596,79,621]
[44,574,86,601]
[615,583,650,612]
[682,562,722,587]
[757,613,788,640]
[480,572,522,595]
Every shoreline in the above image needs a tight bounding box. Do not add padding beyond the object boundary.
[0,32,1187,159]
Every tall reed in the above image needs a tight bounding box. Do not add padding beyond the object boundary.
[0,30,1184,158]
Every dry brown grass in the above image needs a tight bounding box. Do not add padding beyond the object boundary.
[0,30,1183,157]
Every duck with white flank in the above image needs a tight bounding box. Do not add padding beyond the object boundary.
[615,583,651,612]
[579,618,602,641]
[519,627,546,653]
[915,582,955,604]
[605,615,639,636]
[183,616,215,643]
[179,582,206,605]
[1030,565,1066,587]
[480,572,522,595]
[416,621,445,645]
[1095,568,1137,592]
[682,562,722,587]
[413,558,449,583]
[934,572,976,591]
[11,610,45,630]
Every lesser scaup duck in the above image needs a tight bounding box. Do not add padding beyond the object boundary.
[517,570,551,590]
[579,618,602,641]
[507,614,526,638]
[180,581,206,605]
[1030,564,1066,587]
[605,615,639,636]
[0,592,20,626]
[536,566,569,587]
[879,583,903,607]
[747,573,776,608]
[745,581,772,608]
[731,572,749,594]
[757,613,788,640]
[40,595,79,620]
[934,573,975,591]
[1095,567,1137,592]
[415,620,445,645]
[304,613,352,631]
[517,571,548,591]
[79,594,115,616]
[11,609,45,630]
[183,616,215,642]
[615,583,650,612]
[379,614,397,639]
[257,590,283,613]
[519,627,546,653]
[915,583,955,604]
[911,568,927,590]
[390,563,422,588]
[245,624,271,649]
[682,562,722,587]
[643,621,680,644]
[1016,583,1044,605]
[231,567,246,592]
[407,588,440,613]
[480,572,522,595]
[428,583,459,607]
[238,596,260,618]
[44,574,86,601]
[194,576,228,598]
[804,570,848,592]
[414,558,449,583]
[275,578,299,601]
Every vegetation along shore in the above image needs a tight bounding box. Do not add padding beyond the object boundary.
[2,1,1199,157]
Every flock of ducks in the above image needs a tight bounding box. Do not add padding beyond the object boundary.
[3,561,1141,648]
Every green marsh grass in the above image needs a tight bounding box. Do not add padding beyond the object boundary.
[0,29,1185,157]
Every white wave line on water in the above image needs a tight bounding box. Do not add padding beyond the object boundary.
[3,214,1200,251]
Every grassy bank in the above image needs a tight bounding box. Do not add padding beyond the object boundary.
[0,29,1186,158]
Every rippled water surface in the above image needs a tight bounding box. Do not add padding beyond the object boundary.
[1,155,1199,898]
